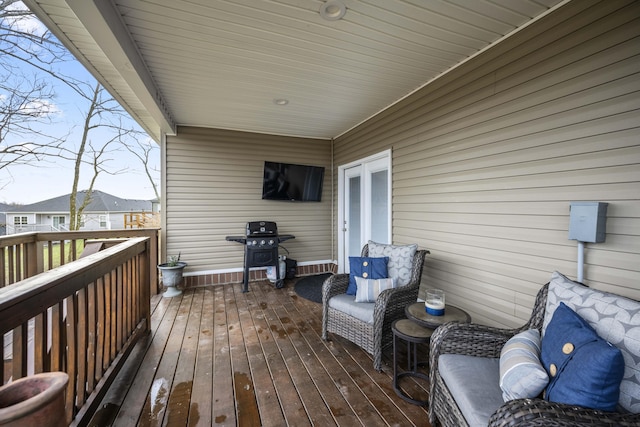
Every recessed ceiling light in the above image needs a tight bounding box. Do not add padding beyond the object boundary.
[273,98,289,106]
[320,1,346,21]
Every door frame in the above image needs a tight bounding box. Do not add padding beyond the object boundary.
[336,149,392,273]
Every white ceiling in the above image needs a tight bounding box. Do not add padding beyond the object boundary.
[25,0,566,141]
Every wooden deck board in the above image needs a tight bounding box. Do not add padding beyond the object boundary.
[189,288,214,426]
[94,279,431,426]
[236,284,288,427]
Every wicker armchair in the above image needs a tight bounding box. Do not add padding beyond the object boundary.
[428,282,640,427]
[321,244,428,371]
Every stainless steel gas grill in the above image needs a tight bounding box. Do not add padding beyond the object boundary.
[226,221,294,292]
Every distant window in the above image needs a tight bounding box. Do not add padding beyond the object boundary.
[99,215,107,228]
[14,216,27,225]
[53,216,65,228]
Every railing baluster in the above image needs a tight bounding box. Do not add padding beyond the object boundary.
[59,240,66,267]
[0,333,4,382]
[95,276,105,380]
[76,287,87,408]
[103,271,117,370]
[34,313,46,373]
[87,281,96,392]
[12,325,27,379]
[65,294,76,422]
[15,245,22,282]
[49,302,63,372]
[125,260,132,338]
[132,258,139,331]
[70,239,78,262]
[8,250,15,285]
[0,247,4,288]
[47,240,53,270]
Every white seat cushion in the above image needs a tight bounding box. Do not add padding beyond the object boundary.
[328,293,374,324]
[439,354,503,427]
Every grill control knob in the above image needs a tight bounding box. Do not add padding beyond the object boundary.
[261,240,266,245]
[269,239,274,245]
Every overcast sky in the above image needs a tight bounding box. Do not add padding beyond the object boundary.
[0,2,160,205]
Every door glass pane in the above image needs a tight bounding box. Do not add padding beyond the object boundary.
[370,170,388,243]
[348,176,361,257]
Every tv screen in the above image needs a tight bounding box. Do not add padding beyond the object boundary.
[262,161,325,202]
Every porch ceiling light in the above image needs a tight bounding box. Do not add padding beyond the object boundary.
[273,98,289,106]
[320,1,346,21]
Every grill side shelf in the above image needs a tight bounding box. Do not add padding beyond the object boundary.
[226,236,247,243]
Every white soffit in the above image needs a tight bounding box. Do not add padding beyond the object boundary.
[24,0,567,141]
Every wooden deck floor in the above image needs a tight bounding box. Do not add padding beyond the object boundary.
[89,278,431,427]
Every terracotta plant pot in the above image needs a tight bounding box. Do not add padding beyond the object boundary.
[0,372,69,427]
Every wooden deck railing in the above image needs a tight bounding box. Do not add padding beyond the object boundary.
[0,236,153,426]
[0,229,159,294]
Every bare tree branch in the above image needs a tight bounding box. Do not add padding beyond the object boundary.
[69,83,148,229]
[0,1,73,173]
[2,2,159,222]
[122,136,161,201]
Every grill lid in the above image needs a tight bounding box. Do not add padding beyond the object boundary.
[246,221,277,236]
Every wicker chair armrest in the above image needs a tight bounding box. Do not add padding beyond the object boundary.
[373,282,419,320]
[488,398,640,427]
[430,321,517,360]
[322,273,349,305]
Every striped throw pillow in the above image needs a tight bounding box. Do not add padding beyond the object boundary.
[499,329,549,402]
[354,276,397,303]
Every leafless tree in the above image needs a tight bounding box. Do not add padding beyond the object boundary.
[0,1,69,178]
[122,137,161,201]
[2,1,159,221]
[69,82,139,230]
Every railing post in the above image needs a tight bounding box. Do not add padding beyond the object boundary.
[149,229,159,295]
[141,240,151,332]
[25,240,45,279]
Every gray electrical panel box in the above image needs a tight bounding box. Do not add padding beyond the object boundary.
[568,202,608,243]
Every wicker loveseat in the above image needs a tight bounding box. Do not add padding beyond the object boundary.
[428,271,640,427]
[322,243,428,371]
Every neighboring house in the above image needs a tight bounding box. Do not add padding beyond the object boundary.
[4,190,152,235]
[0,203,10,236]
[24,0,640,329]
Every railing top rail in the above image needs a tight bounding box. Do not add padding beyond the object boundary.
[27,228,160,241]
[0,236,150,335]
[0,232,39,246]
[0,228,160,248]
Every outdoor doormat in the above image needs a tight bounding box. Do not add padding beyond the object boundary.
[294,273,332,303]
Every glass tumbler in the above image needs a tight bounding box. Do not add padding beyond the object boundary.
[425,289,445,316]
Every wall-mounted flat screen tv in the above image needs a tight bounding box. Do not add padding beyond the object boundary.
[262,161,325,202]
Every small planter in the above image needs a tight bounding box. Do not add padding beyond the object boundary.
[0,372,69,427]
[158,261,187,297]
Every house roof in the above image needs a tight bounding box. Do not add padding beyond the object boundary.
[23,0,567,141]
[8,190,151,214]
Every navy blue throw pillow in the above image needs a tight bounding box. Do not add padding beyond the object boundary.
[346,257,388,295]
[541,302,624,412]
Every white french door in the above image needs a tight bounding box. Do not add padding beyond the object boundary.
[338,150,391,272]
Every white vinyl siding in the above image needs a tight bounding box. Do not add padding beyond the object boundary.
[333,0,640,328]
[164,127,332,272]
